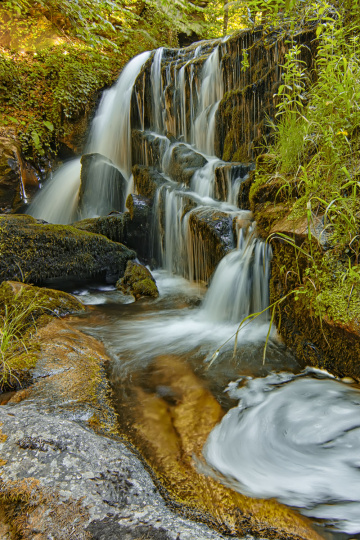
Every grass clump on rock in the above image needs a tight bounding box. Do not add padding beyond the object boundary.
[0,281,84,390]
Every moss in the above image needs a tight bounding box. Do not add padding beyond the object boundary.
[0,280,84,390]
[0,476,91,540]
[0,214,135,284]
[270,240,360,379]
[117,261,159,300]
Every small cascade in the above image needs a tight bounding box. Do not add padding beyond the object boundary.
[28,159,81,224]
[202,223,271,323]
[29,51,151,223]
[86,50,151,179]
[192,46,224,155]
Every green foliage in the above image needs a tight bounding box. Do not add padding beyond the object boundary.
[250,0,360,325]
[0,285,45,389]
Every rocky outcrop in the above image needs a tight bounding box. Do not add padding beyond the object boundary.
[74,194,153,262]
[117,260,159,300]
[215,27,316,161]
[0,128,39,213]
[0,214,135,284]
[187,207,234,281]
[132,164,168,199]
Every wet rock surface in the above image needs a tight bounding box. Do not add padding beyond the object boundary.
[166,144,207,186]
[0,214,135,284]
[0,401,237,540]
[133,165,168,199]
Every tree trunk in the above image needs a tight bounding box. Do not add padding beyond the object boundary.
[223,0,229,36]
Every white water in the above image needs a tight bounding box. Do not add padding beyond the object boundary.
[29,51,151,223]
[192,47,224,155]
[202,226,271,323]
[27,159,81,224]
[204,368,360,534]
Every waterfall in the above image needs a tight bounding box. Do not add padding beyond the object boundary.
[29,51,151,223]
[27,36,273,325]
[202,224,271,322]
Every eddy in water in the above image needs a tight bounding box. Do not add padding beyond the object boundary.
[203,368,360,534]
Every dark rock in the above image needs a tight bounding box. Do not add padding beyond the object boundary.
[132,130,170,171]
[0,214,135,284]
[188,208,234,281]
[0,129,40,212]
[132,165,168,199]
[166,143,207,186]
[214,163,254,205]
[73,214,129,243]
[73,194,153,263]
[79,153,127,216]
[117,260,159,300]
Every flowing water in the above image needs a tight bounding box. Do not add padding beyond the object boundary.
[26,36,360,538]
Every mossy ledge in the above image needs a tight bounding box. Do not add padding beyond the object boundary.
[0,214,135,285]
[250,178,360,379]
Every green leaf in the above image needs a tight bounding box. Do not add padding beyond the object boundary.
[43,121,54,132]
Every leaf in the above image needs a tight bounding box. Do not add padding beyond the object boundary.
[43,121,54,132]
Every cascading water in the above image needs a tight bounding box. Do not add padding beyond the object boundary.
[29,51,151,223]
[202,224,271,323]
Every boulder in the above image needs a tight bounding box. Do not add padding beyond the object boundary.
[79,153,127,216]
[165,143,207,186]
[0,214,135,284]
[188,208,234,281]
[73,193,153,262]
[132,165,168,199]
[117,260,159,300]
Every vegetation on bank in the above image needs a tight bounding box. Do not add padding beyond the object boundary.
[0,0,245,164]
[247,0,360,330]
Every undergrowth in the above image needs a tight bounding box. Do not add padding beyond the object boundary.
[249,0,360,327]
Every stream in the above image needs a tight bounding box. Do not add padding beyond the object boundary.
[27,33,360,538]
[56,272,360,539]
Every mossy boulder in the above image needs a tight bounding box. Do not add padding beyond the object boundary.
[132,165,168,199]
[117,260,159,300]
[73,193,153,262]
[0,214,135,284]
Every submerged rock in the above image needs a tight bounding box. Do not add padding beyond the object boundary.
[0,214,135,284]
[117,260,159,300]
